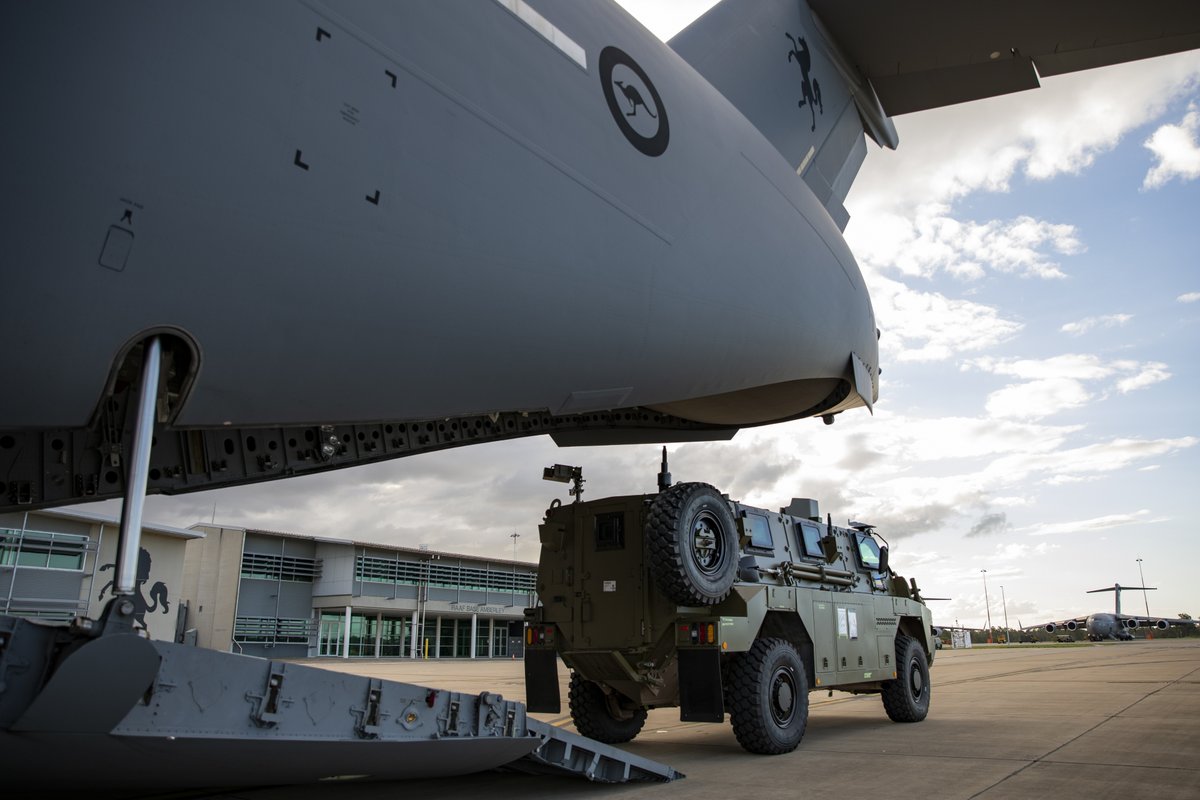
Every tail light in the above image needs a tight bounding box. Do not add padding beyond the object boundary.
[526,625,555,646]
[680,621,719,645]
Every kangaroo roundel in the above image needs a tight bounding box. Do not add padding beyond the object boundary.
[600,46,669,157]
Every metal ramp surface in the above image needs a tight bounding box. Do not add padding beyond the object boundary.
[0,614,681,789]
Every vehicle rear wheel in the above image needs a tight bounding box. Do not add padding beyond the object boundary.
[646,482,738,605]
[881,634,930,722]
[567,672,647,744]
[727,638,809,754]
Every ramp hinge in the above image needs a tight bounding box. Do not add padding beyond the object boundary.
[248,665,287,727]
[354,678,385,738]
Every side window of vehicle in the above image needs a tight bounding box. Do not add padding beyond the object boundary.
[594,512,625,551]
[742,513,774,551]
[855,533,881,570]
[799,522,823,558]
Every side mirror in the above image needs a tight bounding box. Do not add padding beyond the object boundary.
[878,545,889,574]
[819,534,839,564]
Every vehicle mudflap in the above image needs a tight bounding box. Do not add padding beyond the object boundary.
[677,648,724,722]
[523,648,561,713]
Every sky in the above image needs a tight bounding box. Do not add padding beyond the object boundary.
[80,2,1200,630]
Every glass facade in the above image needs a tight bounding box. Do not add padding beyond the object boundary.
[0,528,88,571]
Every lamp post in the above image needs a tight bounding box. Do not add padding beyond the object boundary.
[510,532,520,606]
[1000,585,1010,645]
[1136,558,1150,617]
[981,569,993,643]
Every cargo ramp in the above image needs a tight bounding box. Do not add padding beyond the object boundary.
[0,611,682,790]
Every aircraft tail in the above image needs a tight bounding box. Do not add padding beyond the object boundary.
[669,0,897,230]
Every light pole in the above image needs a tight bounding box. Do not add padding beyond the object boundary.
[981,569,993,643]
[1000,585,1010,645]
[1136,558,1150,617]
[510,532,520,606]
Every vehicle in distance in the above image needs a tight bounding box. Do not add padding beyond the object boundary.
[524,452,935,754]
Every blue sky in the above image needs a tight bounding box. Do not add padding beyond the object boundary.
[85,2,1199,630]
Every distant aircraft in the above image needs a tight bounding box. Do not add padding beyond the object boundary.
[1028,584,1198,641]
[2,1,1199,518]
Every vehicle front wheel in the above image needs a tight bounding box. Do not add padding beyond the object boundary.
[881,634,930,722]
[567,672,647,744]
[727,638,809,754]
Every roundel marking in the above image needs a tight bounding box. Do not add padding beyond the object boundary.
[599,46,669,157]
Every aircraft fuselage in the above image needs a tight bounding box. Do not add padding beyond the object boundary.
[0,1,877,512]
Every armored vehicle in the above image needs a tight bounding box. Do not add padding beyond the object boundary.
[524,452,934,754]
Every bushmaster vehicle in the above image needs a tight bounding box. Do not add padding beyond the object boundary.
[525,452,935,754]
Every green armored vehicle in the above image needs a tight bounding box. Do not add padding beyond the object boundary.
[524,452,934,754]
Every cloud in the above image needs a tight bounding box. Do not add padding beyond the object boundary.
[967,512,1009,538]
[1060,314,1133,336]
[1115,363,1171,393]
[984,378,1091,420]
[1143,103,1200,189]
[966,355,1173,419]
[1178,292,1200,303]
[868,270,1023,363]
[967,354,1117,381]
[1021,510,1164,536]
[849,207,1082,281]
[991,541,1059,560]
[848,52,1200,217]
[982,436,1198,487]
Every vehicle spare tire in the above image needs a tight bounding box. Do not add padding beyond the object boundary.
[646,482,738,605]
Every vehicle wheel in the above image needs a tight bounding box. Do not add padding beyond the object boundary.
[646,482,738,605]
[727,638,809,754]
[881,634,930,722]
[567,672,647,744]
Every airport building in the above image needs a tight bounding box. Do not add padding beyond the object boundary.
[183,523,537,660]
[0,507,199,643]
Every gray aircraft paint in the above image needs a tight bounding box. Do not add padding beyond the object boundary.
[2,0,1198,515]
[0,1,874,432]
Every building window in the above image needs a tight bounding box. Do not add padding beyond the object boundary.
[233,616,313,644]
[240,552,321,582]
[0,528,88,571]
[355,554,535,594]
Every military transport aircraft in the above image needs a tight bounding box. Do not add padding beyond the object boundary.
[3,0,1200,518]
[1028,584,1198,641]
[3,0,1200,790]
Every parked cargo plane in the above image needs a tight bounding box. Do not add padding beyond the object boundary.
[3,0,1200,518]
[1028,584,1198,641]
[2,1,1200,789]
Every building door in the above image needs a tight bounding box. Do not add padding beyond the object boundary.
[318,613,343,657]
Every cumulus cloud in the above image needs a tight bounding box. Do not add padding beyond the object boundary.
[965,355,1173,419]
[1178,292,1200,303]
[984,378,1091,420]
[868,271,1022,363]
[850,206,1082,281]
[1143,103,1200,189]
[1060,314,1133,336]
[849,53,1200,217]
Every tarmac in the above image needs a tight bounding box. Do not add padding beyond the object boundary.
[196,640,1199,800]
